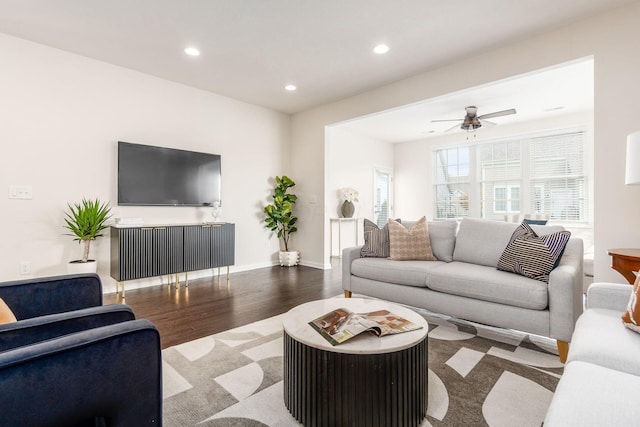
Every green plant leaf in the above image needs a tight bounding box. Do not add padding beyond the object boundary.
[263,176,298,250]
[63,198,112,256]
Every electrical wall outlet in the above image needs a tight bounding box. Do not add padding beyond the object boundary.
[19,261,31,275]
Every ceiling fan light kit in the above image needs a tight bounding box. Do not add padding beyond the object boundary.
[432,105,517,133]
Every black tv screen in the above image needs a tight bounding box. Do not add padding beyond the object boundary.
[118,141,221,206]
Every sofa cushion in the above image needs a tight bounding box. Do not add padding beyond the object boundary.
[622,274,640,333]
[426,220,457,262]
[388,217,437,261]
[400,219,457,262]
[351,257,444,288]
[453,218,565,268]
[568,307,640,376]
[544,361,640,427]
[360,218,398,258]
[497,222,571,283]
[425,262,549,310]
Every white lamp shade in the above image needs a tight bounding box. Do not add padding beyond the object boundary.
[626,131,640,185]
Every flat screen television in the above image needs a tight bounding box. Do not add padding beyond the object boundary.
[118,141,221,206]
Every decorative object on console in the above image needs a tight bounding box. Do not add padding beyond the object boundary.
[339,187,358,218]
[211,201,222,222]
[114,217,144,227]
[497,221,571,283]
[622,274,640,333]
[625,130,640,185]
[388,216,437,261]
[63,198,112,274]
[264,176,299,266]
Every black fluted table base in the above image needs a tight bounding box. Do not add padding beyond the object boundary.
[283,331,428,427]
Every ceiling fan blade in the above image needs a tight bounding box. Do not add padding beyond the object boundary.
[431,119,463,123]
[444,123,461,132]
[477,108,517,120]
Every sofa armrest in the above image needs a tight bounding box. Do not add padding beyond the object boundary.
[0,319,162,426]
[342,245,364,292]
[548,238,584,342]
[587,282,632,311]
[0,304,135,352]
[0,274,102,320]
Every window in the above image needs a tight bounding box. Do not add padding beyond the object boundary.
[433,127,589,225]
[493,185,520,213]
[434,147,470,219]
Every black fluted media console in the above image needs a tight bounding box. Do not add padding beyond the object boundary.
[110,223,235,296]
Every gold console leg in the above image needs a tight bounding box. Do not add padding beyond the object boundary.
[185,272,189,287]
[226,266,230,282]
[121,281,125,298]
[175,273,180,289]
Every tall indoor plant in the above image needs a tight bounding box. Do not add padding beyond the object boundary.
[264,175,299,266]
[63,198,112,273]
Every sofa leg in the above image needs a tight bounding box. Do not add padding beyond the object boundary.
[344,290,352,298]
[557,340,569,363]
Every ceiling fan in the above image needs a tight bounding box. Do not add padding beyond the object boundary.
[432,106,517,132]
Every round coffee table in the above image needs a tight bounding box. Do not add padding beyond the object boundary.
[282,298,429,426]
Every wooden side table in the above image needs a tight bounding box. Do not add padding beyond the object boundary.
[608,248,640,284]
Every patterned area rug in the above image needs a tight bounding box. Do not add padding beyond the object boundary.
[162,305,563,426]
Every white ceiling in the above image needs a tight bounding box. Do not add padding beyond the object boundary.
[336,59,594,143]
[0,0,630,115]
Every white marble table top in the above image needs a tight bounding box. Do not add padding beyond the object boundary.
[282,298,428,355]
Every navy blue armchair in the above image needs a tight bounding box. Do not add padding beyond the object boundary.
[0,274,162,426]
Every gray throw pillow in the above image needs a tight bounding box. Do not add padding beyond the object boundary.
[427,220,457,262]
[497,222,571,283]
[360,219,399,258]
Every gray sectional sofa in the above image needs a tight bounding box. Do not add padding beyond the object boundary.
[545,282,640,425]
[342,218,584,360]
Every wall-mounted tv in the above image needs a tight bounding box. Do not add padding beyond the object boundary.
[118,141,221,206]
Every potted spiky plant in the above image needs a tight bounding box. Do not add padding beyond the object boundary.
[63,198,112,273]
[264,176,299,266]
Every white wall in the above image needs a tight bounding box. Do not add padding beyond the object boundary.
[326,127,394,259]
[0,34,290,292]
[292,1,640,282]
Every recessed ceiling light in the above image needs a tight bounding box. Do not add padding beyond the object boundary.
[184,47,200,56]
[285,84,297,91]
[373,44,390,54]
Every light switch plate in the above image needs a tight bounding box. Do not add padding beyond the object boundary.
[9,185,32,200]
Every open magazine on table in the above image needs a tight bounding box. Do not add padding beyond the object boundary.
[308,307,423,346]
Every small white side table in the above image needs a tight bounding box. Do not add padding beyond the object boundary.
[329,217,360,258]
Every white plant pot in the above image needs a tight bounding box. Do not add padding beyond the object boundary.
[279,251,300,267]
[67,260,97,274]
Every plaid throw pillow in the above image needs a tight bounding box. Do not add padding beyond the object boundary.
[497,222,571,283]
[388,216,437,261]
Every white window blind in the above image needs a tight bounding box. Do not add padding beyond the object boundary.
[433,127,589,224]
[528,131,586,221]
[434,147,470,219]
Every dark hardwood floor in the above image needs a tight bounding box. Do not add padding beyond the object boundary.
[103,260,343,349]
